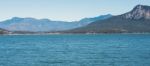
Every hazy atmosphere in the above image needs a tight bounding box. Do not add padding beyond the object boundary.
[0,0,150,21]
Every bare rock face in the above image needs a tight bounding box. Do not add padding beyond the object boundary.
[123,5,150,20]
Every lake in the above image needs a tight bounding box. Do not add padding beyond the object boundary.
[0,34,150,66]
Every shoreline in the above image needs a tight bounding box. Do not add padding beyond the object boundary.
[1,32,150,35]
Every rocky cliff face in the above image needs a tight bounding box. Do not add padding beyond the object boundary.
[66,5,150,33]
[123,5,150,20]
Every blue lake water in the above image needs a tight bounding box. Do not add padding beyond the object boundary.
[0,34,150,66]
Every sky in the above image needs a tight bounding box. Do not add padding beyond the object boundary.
[0,0,150,21]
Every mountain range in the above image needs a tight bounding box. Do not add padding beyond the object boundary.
[64,5,150,33]
[0,5,150,34]
[0,14,111,32]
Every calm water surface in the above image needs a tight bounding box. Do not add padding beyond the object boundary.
[0,34,150,66]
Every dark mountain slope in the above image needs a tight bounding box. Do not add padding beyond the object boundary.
[65,5,150,33]
[0,28,9,34]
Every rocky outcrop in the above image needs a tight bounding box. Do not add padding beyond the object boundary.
[122,5,150,20]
